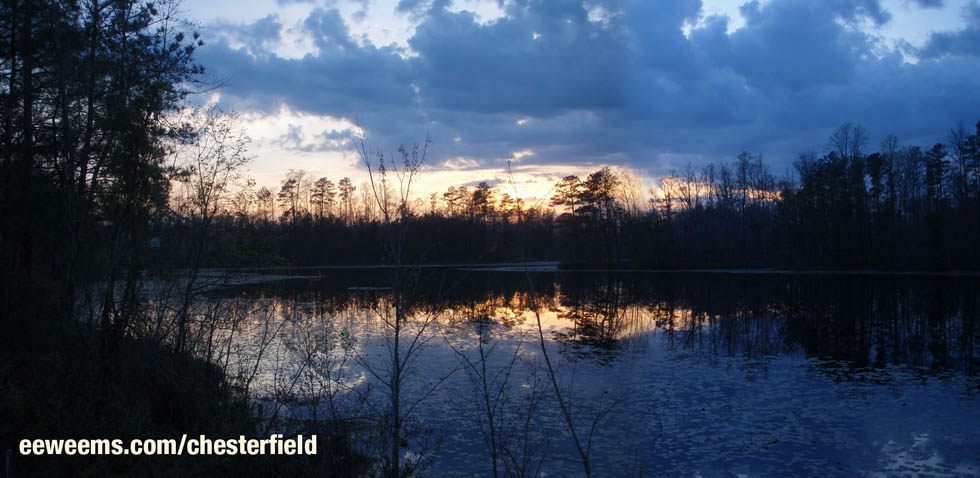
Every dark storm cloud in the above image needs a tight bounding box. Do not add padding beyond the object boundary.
[720,1,871,90]
[206,14,283,56]
[407,3,625,116]
[304,7,359,50]
[198,7,416,116]
[919,1,980,58]
[197,0,980,175]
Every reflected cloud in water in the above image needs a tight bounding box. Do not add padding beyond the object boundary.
[205,270,980,477]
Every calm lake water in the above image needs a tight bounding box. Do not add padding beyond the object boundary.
[208,267,980,477]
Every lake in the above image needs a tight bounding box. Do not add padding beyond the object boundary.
[203,267,980,477]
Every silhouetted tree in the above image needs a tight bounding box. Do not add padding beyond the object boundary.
[339,177,356,226]
[311,177,337,221]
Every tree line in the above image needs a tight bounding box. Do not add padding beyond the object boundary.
[652,122,980,269]
[158,120,980,270]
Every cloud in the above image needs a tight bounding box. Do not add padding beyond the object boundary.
[315,128,359,151]
[723,1,871,91]
[919,1,980,58]
[460,178,505,188]
[206,14,283,57]
[913,0,943,8]
[304,7,360,51]
[396,0,427,14]
[407,4,626,116]
[274,123,306,150]
[197,8,417,121]
[828,0,891,26]
[194,0,980,179]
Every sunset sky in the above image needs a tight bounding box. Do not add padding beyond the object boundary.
[183,0,980,200]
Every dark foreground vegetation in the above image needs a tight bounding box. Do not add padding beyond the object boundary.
[0,1,364,476]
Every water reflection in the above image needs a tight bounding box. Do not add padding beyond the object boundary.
[539,273,978,374]
[207,270,980,477]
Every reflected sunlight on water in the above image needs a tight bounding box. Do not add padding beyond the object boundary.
[202,269,980,477]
